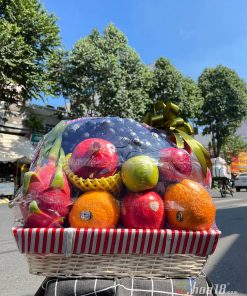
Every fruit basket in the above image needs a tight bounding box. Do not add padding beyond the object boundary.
[12,227,220,278]
[11,102,221,279]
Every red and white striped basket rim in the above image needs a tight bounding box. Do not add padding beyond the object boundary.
[12,227,221,256]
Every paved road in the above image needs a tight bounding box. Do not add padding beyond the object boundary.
[204,190,247,296]
[0,204,43,296]
[0,191,246,296]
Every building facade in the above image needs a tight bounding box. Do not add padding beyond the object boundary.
[0,102,67,145]
[0,102,68,193]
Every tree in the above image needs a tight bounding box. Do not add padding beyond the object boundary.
[150,58,203,119]
[54,24,152,120]
[150,58,183,103]
[0,0,60,109]
[180,77,203,120]
[28,114,44,132]
[222,135,247,164]
[198,65,247,157]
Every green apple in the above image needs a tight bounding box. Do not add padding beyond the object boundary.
[121,155,159,192]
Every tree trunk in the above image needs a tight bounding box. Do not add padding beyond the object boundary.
[215,129,222,157]
[216,142,222,157]
[212,132,217,157]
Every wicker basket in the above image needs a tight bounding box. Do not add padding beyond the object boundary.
[63,154,122,196]
[12,227,220,279]
[27,253,207,279]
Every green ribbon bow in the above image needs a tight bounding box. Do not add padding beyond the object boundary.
[143,101,211,176]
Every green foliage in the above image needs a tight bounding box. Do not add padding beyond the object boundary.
[47,49,68,97]
[150,58,183,103]
[150,58,202,119]
[0,0,60,106]
[47,24,203,122]
[55,24,152,120]
[198,65,247,157]
[222,135,247,164]
[180,77,203,120]
[28,114,44,132]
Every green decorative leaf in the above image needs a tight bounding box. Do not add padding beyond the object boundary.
[144,100,210,175]
[173,132,184,148]
[178,130,209,176]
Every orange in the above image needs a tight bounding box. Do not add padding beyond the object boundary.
[164,179,216,231]
[69,191,120,228]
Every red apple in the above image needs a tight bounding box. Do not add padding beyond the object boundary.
[121,191,165,229]
[159,147,192,182]
[69,138,119,179]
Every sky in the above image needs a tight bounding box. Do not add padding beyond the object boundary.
[39,0,247,107]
